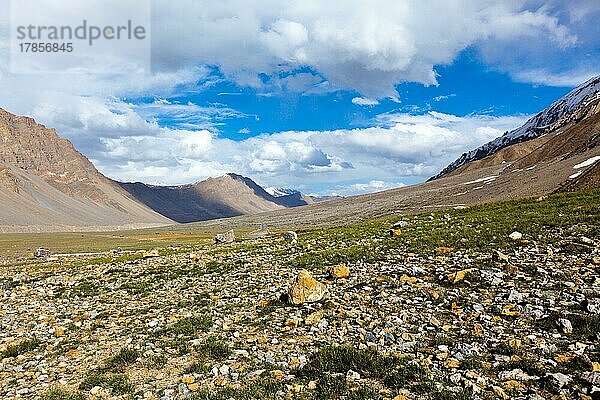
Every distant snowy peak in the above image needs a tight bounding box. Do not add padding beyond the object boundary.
[265,187,300,197]
[432,75,600,180]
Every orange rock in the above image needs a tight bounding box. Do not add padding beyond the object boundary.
[443,359,461,369]
[304,311,324,326]
[65,349,80,358]
[329,265,350,279]
[447,269,471,284]
[400,275,418,284]
[271,370,284,379]
[435,247,454,255]
[287,270,327,304]
[182,376,195,384]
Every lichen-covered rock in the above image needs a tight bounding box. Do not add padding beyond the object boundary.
[328,265,350,279]
[287,269,327,304]
[282,231,298,244]
[215,230,235,244]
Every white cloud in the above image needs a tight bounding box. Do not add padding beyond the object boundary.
[0,1,595,195]
[512,69,600,87]
[346,180,406,195]
[146,0,585,98]
[0,0,595,102]
[29,95,527,190]
[352,97,380,106]
[433,94,457,102]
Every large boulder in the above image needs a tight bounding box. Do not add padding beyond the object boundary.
[287,269,327,304]
[282,231,298,244]
[215,230,235,244]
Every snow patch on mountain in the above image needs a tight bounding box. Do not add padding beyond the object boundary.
[573,155,600,169]
[432,75,600,180]
[265,187,300,197]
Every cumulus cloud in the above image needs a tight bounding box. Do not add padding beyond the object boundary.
[0,1,596,195]
[352,97,380,106]
[147,0,587,98]
[343,180,406,196]
[0,0,596,102]
[30,95,527,193]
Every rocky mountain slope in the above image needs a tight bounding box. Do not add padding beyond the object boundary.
[119,174,288,223]
[267,187,342,206]
[0,108,171,231]
[432,75,600,180]
[119,175,324,223]
[266,188,315,208]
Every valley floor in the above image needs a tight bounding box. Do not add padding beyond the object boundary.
[1,190,599,400]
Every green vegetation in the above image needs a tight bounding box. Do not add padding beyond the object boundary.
[168,315,213,336]
[536,312,600,340]
[298,346,471,399]
[189,379,284,400]
[146,354,168,369]
[79,373,134,395]
[195,336,231,360]
[40,389,87,400]
[286,189,600,270]
[103,347,140,371]
[1,337,41,358]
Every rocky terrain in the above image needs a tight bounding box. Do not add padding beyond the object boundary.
[1,189,599,400]
[0,108,171,231]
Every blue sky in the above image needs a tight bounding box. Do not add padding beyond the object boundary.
[0,1,599,195]
[141,49,572,140]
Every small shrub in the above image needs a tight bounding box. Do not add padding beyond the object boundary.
[185,361,210,374]
[79,373,133,395]
[104,347,140,371]
[147,354,168,368]
[41,389,87,400]
[195,336,231,360]
[168,315,213,337]
[1,337,41,358]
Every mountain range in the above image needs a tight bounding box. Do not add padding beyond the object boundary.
[432,75,600,180]
[119,174,316,223]
[0,109,170,231]
[0,74,599,231]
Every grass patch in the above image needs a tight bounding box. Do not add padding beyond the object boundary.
[41,389,87,400]
[146,354,168,369]
[79,373,134,395]
[298,346,474,399]
[299,346,429,392]
[495,357,545,377]
[1,337,41,358]
[195,336,231,360]
[103,347,140,371]
[189,379,284,400]
[284,189,600,268]
[168,315,213,337]
[185,361,210,374]
[536,312,600,340]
